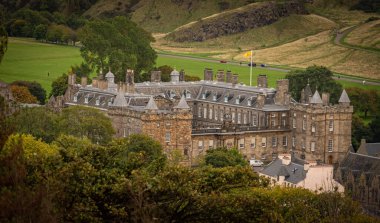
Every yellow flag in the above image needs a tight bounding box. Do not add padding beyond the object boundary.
[244,51,252,58]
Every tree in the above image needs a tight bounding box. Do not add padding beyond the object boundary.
[347,87,378,118]
[10,85,38,103]
[0,19,7,63]
[0,134,59,222]
[57,106,115,145]
[369,116,380,143]
[9,107,59,142]
[204,147,248,168]
[33,23,47,40]
[12,80,46,104]
[50,73,68,97]
[286,66,343,104]
[351,115,372,150]
[79,16,156,82]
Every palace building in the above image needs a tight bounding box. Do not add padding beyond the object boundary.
[55,68,353,166]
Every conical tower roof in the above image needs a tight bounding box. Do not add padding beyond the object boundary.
[174,94,190,109]
[112,91,128,107]
[304,84,312,98]
[145,96,158,110]
[338,89,350,103]
[310,90,323,104]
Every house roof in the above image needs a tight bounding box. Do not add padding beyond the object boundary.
[260,159,307,184]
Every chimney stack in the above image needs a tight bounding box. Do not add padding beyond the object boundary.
[81,76,87,87]
[68,73,76,85]
[226,71,233,83]
[151,70,161,82]
[257,74,268,88]
[257,94,266,108]
[322,92,330,106]
[204,68,213,81]
[179,69,185,82]
[92,77,98,88]
[217,70,225,82]
[126,69,134,85]
[232,74,239,86]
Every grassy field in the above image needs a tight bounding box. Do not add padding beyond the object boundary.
[0,38,378,95]
[157,56,287,87]
[0,38,287,93]
[231,31,380,80]
[345,20,380,50]
[0,38,83,93]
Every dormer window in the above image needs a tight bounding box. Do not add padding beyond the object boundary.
[84,97,89,104]
[235,97,240,104]
[212,94,217,101]
[202,93,206,99]
[170,91,175,99]
[186,92,191,99]
[95,98,100,106]
[73,95,78,102]
[108,98,113,106]
[247,99,252,106]
[224,96,228,103]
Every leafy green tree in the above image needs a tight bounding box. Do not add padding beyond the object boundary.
[79,16,156,82]
[57,106,114,145]
[33,23,47,40]
[204,147,248,168]
[0,134,59,222]
[369,115,380,143]
[9,107,59,142]
[0,8,7,63]
[347,87,378,118]
[286,66,343,104]
[50,73,68,97]
[12,80,46,104]
[351,115,372,150]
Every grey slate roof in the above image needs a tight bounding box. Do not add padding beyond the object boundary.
[310,90,323,104]
[338,89,350,103]
[365,143,380,157]
[173,94,190,109]
[260,159,307,184]
[338,152,380,184]
[112,92,128,107]
[145,96,158,110]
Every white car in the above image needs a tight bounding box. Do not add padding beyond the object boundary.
[249,159,264,167]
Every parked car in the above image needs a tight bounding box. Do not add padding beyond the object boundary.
[220,60,227,63]
[248,62,256,67]
[260,64,266,67]
[249,159,264,167]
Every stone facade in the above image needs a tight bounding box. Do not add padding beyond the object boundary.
[62,68,353,166]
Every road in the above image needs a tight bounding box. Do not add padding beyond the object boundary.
[158,53,380,86]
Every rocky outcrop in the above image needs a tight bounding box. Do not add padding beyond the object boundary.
[168,1,308,42]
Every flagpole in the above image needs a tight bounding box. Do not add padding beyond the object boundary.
[249,50,253,86]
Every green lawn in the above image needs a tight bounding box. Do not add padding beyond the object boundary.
[0,38,379,94]
[0,38,83,93]
[156,56,287,87]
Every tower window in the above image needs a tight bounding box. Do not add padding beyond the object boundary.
[165,132,171,142]
[282,136,287,147]
[311,141,315,152]
[328,139,333,152]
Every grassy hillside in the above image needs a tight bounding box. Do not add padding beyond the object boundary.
[155,14,336,52]
[232,31,380,79]
[345,19,380,49]
[132,0,249,33]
